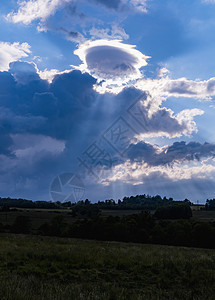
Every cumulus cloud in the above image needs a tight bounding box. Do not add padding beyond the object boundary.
[38,68,73,83]
[135,75,215,101]
[0,42,31,71]
[0,60,211,201]
[0,61,202,152]
[103,157,215,186]
[0,62,98,140]
[0,61,204,146]
[130,96,204,139]
[74,39,149,89]
[0,64,98,198]
[126,141,215,166]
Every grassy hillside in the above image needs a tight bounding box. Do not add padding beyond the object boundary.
[0,234,215,299]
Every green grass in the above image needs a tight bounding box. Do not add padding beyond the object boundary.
[0,234,215,299]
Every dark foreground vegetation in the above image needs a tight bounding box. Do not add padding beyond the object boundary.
[0,234,215,300]
[1,202,215,248]
[0,195,215,299]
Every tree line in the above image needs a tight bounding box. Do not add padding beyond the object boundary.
[2,206,215,249]
[0,194,194,210]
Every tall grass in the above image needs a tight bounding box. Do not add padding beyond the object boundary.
[0,234,215,299]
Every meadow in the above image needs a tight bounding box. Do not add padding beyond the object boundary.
[0,234,215,299]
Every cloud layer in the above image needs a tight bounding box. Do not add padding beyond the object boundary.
[7,0,148,26]
[6,0,148,44]
[0,56,213,202]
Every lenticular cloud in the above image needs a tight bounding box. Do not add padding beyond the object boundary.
[74,40,150,88]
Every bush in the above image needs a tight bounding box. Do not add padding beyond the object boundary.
[11,215,31,234]
[154,204,192,219]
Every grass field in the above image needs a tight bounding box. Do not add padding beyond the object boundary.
[0,234,215,299]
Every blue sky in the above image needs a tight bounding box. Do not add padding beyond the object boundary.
[0,0,215,203]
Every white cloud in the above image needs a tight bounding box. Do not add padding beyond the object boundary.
[38,68,73,83]
[7,0,71,25]
[0,42,31,71]
[135,75,215,101]
[91,66,215,96]
[38,69,60,83]
[176,108,204,135]
[157,67,169,78]
[102,157,215,186]
[74,39,150,91]
[133,98,204,140]
[128,0,148,12]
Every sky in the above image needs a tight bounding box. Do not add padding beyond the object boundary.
[0,0,215,203]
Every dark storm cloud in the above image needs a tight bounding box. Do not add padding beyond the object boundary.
[0,62,205,154]
[0,61,211,200]
[0,63,105,198]
[0,61,131,166]
[0,131,14,156]
[127,141,215,166]
[0,62,97,139]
